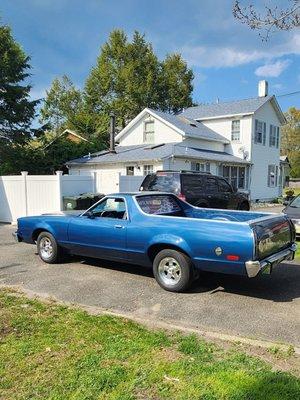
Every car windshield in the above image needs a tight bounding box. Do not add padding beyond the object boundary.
[289,195,300,208]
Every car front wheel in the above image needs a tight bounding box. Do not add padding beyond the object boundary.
[153,249,193,292]
[37,231,62,264]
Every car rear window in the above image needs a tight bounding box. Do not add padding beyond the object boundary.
[140,173,180,194]
[136,195,182,215]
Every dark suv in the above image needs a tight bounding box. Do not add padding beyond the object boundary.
[140,171,250,210]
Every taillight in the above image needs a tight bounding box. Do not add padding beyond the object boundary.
[226,255,240,261]
[178,193,186,201]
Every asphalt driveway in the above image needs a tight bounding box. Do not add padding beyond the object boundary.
[1,223,299,346]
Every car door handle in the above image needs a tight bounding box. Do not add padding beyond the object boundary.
[114,224,124,229]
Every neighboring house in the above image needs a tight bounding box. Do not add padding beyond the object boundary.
[44,129,90,149]
[67,80,286,200]
[279,155,291,191]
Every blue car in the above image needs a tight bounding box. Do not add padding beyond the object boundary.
[14,192,297,292]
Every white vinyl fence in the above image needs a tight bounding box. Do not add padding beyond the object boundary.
[119,175,144,192]
[0,171,96,223]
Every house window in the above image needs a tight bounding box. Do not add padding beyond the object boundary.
[269,125,280,147]
[191,162,210,172]
[126,166,134,176]
[254,120,266,145]
[231,120,240,141]
[268,165,278,187]
[221,165,246,189]
[143,164,153,175]
[144,120,154,143]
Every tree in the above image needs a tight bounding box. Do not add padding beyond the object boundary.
[281,107,300,177]
[84,29,194,129]
[40,75,82,132]
[160,54,194,114]
[233,1,300,40]
[0,23,37,142]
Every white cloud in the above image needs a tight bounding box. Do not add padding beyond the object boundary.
[181,33,300,69]
[255,60,291,78]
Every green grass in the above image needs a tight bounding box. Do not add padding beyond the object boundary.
[0,289,300,400]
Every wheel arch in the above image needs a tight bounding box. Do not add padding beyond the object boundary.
[147,240,192,263]
[32,226,54,242]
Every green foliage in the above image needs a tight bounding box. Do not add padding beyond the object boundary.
[84,29,194,128]
[281,107,300,178]
[1,289,300,399]
[160,53,194,113]
[0,23,37,142]
[40,75,82,132]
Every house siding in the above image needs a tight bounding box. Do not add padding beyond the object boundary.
[250,101,281,200]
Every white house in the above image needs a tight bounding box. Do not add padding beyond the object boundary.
[67,80,286,200]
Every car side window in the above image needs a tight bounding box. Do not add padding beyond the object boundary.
[206,177,218,193]
[218,179,232,193]
[86,198,127,219]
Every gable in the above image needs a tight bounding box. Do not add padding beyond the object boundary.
[118,111,182,146]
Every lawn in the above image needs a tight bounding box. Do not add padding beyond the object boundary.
[1,290,300,399]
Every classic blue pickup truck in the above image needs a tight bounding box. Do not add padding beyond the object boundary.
[14,192,297,292]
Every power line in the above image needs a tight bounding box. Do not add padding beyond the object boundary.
[276,90,300,98]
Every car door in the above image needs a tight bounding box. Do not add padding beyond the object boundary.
[68,197,128,261]
[217,178,235,209]
[204,176,219,208]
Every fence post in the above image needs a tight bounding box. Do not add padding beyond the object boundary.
[21,171,28,217]
[56,171,63,211]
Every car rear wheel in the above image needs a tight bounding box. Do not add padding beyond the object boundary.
[239,201,250,211]
[37,232,62,264]
[153,249,193,292]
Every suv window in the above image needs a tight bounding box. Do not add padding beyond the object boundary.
[181,174,205,195]
[218,179,232,193]
[206,177,218,193]
[141,173,180,194]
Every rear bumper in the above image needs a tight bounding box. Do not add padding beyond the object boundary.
[12,232,22,243]
[245,243,297,278]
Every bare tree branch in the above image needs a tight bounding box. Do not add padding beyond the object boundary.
[233,0,300,40]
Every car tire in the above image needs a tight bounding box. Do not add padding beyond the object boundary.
[37,231,62,264]
[153,249,194,292]
[239,201,250,211]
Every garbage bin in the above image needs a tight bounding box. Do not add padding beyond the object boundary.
[63,196,80,210]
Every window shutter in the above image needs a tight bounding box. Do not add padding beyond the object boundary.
[269,125,272,146]
[275,166,278,186]
[206,162,210,172]
[267,165,271,187]
[263,122,266,145]
[276,127,279,148]
[254,119,258,143]
[191,162,196,171]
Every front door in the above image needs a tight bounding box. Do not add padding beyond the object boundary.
[68,197,128,261]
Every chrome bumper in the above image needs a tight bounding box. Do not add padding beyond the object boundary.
[245,243,297,278]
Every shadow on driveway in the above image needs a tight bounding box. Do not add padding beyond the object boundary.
[79,256,300,303]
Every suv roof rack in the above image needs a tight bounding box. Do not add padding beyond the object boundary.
[156,170,211,175]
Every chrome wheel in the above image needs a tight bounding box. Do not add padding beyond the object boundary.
[158,257,182,286]
[39,237,53,260]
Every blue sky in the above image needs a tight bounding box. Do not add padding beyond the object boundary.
[1,0,300,114]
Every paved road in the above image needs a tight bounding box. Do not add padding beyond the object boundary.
[1,223,299,346]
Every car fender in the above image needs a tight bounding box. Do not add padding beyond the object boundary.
[31,222,57,241]
[147,234,192,257]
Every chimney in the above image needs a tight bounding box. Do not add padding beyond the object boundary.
[258,80,268,97]
[109,112,116,153]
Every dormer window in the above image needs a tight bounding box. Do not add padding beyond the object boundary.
[231,120,240,141]
[144,120,154,143]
